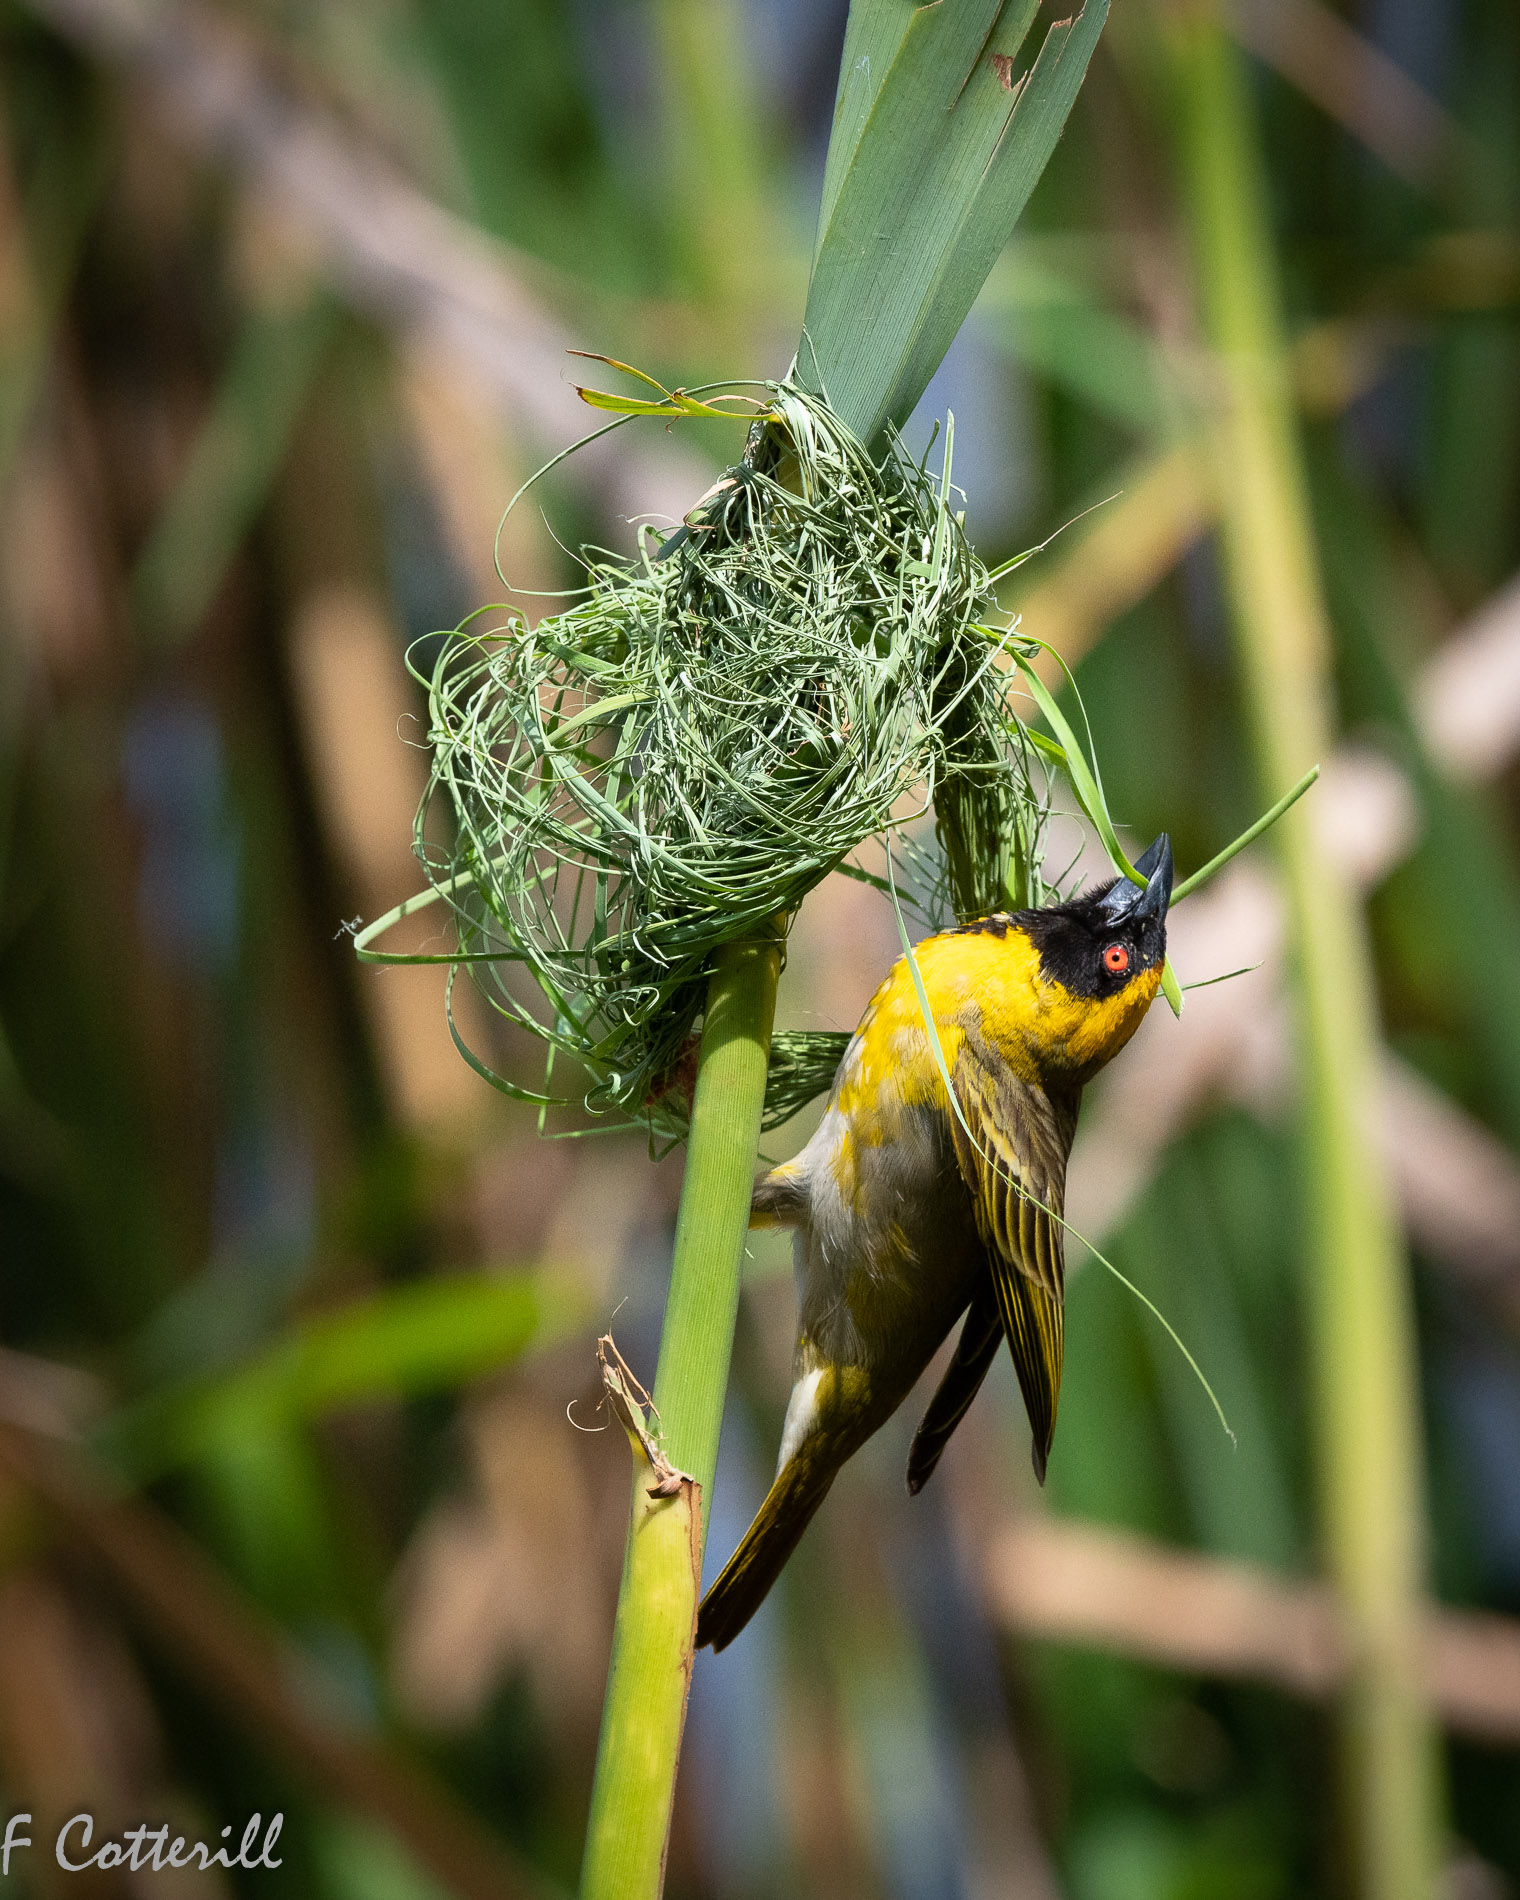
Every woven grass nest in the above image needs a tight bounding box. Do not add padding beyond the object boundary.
[406,380,1053,1143]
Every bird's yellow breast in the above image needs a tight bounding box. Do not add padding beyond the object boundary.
[834,921,1159,1136]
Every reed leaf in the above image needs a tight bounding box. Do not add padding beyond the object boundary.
[801,0,1109,447]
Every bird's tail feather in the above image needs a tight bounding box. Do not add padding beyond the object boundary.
[696,1442,837,1652]
[906,1287,1003,1495]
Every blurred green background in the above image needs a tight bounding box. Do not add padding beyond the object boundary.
[1,0,1519,1895]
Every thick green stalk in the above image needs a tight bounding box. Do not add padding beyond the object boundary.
[1169,10,1441,1896]
[648,930,785,1507]
[579,927,782,1900]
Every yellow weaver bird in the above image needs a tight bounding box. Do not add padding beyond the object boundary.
[696,835,1173,1652]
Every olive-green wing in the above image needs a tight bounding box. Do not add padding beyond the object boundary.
[948,1048,1077,1481]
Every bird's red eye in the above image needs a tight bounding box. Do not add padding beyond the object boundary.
[1103,943,1129,974]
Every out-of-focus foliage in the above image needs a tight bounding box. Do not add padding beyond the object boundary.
[0,0,1519,1896]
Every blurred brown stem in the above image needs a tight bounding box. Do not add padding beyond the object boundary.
[987,1515,1520,1746]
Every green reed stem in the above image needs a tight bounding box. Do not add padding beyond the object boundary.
[1169,11,1441,1897]
[579,925,782,1900]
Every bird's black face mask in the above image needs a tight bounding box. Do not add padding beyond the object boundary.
[1024,833,1174,1000]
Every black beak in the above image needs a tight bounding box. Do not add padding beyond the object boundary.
[1096,833,1173,926]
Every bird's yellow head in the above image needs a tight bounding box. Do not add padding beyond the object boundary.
[1015,833,1174,1083]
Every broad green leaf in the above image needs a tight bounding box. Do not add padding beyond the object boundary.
[801,0,1110,447]
[814,0,924,251]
